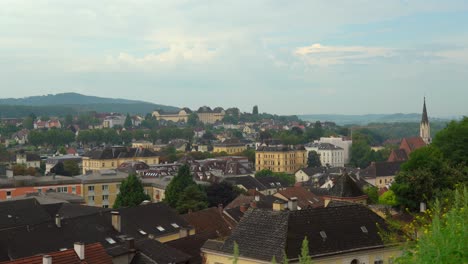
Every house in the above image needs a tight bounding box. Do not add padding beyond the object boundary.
[81,146,160,174]
[294,167,327,183]
[305,142,345,167]
[310,174,368,206]
[0,242,113,264]
[316,136,352,164]
[10,129,29,145]
[273,186,324,209]
[359,161,403,188]
[202,204,403,264]
[15,151,41,168]
[102,115,125,128]
[131,115,143,127]
[131,140,154,149]
[33,119,62,129]
[196,106,225,124]
[224,176,267,195]
[213,139,247,154]
[255,145,307,174]
[256,176,290,195]
[152,108,192,123]
[388,137,426,162]
[45,155,83,175]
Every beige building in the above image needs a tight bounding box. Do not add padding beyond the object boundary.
[256,145,307,174]
[16,151,41,168]
[81,146,159,174]
[74,170,129,208]
[213,140,247,154]
[196,106,225,124]
[152,108,192,123]
[131,140,154,149]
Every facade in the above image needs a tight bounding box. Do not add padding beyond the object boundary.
[0,175,82,201]
[359,161,403,188]
[152,108,192,123]
[196,106,225,124]
[81,146,160,174]
[256,145,307,174]
[33,119,62,129]
[213,140,247,154]
[131,140,154,149]
[45,155,83,174]
[16,151,41,168]
[102,115,125,128]
[305,142,345,167]
[420,97,431,144]
[74,170,128,208]
[316,136,352,164]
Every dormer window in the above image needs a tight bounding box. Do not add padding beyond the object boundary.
[171,223,180,228]
[156,226,165,231]
[319,231,327,240]
[138,229,147,235]
[105,237,116,244]
[360,226,368,234]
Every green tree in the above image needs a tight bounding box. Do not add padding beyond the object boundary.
[379,190,398,206]
[58,146,67,155]
[205,181,244,207]
[124,113,133,128]
[396,188,467,263]
[113,174,150,208]
[232,241,239,264]
[364,186,379,204]
[255,169,274,178]
[63,160,80,176]
[22,116,34,130]
[432,117,468,166]
[176,185,208,213]
[164,165,196,207]
[64,114,73,127]
[252,105,259,115]
[307,151,321,168]
[240,149,255,163]
[299,236,312,264]
[187,113,199,126]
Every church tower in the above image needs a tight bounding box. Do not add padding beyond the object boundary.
[420,97,431,144]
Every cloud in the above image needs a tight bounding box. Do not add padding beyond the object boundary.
[294,43,395,66]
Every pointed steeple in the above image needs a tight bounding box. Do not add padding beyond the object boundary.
[421,97,429,124]
[420,97,431,144]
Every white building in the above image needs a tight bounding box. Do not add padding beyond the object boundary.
[305,142,345,167]
[102,115,126,128]
[316,136,352,164]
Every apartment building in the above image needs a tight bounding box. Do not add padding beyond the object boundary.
[152,108,192,123]
[255,145,307,174]
[305,142,345,167]
[196,106,225,124]
[213,139,247,154]
[82,146,160,174]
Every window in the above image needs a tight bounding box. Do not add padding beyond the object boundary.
[102,205,109,208]
[57,187,67,193]
[156,226,165,231]
[319,231,327,240]
[102,163,105,167]
[71,186,76,194]
[350,259,359,264]
[88,186,95,192]
[374,260,384,264]
[171,223,180,228]
[6,191,12,199]
[139,229,147,235]
[88,195,95,201]
[105,237,116,244]
[102,185,109,191]
[102,195,109,201]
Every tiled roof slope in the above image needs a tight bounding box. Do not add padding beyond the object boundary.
[182,207,235,237]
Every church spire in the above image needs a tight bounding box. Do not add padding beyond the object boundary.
[420,97,431,144]
[421,97,429,124]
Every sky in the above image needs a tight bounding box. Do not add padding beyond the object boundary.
[1,1,468,117]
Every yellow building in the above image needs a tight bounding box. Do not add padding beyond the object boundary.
[202,205,403,264]
[255,145,307,174]
[82,146,160,174]
[74,170,129,208]
[152,108,192,123]
[196,106,225,124]
[132,140,154,149]
[213,140,247,154]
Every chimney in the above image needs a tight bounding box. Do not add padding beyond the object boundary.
[55,214,61,228]
[74,242,85,260]
[250,200,257,209]
[126,238,136,252]
[179,228,189,238]
[254,195,260,202]
[42,255,52,264]
[420,202,427,213]
[288,197,298,211]
[273,200,285,211]
[111,211,121,232]
[240,204,248,213]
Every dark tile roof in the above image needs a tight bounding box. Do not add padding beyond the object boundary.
[296,167,327,177]
[83,147,159,160]
[134,238,191,264]
[224,176,266,191]
[276,187,324,209]
[166,231,219,264]
[43,203,111,219]
[256,145,306,152]
[0,199,51,230]
[117,202,191,239]
[360,161,403,178]
[182,207,235,237]
[206,205,396,261]
[256,176,291,189]
[323,174,366,198]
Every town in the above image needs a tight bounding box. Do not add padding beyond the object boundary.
[0,95,466,264]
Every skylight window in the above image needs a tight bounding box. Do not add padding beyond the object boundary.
[156,226,165,231]
[138,229,147,235]
[105,237,116,244]
[361,226,368,233]
[171,223,180,228]
[319,231,327,240]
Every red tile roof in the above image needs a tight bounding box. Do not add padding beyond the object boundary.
[276,186,324,209]
[0,243,112,264]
